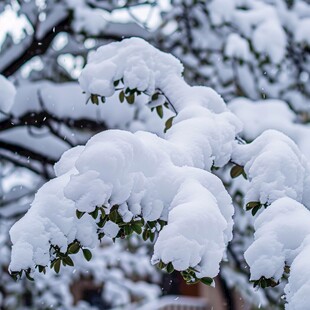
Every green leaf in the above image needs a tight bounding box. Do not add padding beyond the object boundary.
[126,94,135,104]
[101,96,106,104]
[68,242,80,254]
[132,223,142,234]
[124,225,133,236]
[246,201,261,211]
[90,207,99,219]
[149,231,155,242]
[25,271,34,281]
[63,256,74,267]
[91,94,99,105]
[251,205,261,216]
[83,249,92,261]
[166,262,174,274]
[119,91,125,103]
[152,93,159,101]
[156,105,163,118]
[230,165,244,178]
[114,80,120,87]
[158,261,166,269]
[142,229,149,241]
[76,210,85,219]
[200,277,213,286]
[54,259,61,274]
[97,217,107,228]
[109,210,122,223]
[164,117,174,133]
[38,265,46,274]
[100,207,106,218]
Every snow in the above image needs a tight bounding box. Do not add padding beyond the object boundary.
[232,130,310,207]
[229,98,310,161]
[228,98,296,142]
[67,0,107,36]
[285,238,310,310]
[245,197,310,309]
[0,74,16,114]
[225,33,251,61]
[10,37,240,280]
[79,37,184,98]
[9,172,98,272]
[152,176,232,278]
[295,18,310,46]
[252,20,286,63]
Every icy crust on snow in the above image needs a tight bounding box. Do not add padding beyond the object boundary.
[244,197,310,309]
[232,130,310,207]
[79,37,184,98]
[0,74,16,114]
[10,38,241,278]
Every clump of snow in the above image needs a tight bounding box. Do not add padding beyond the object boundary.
[0,74,16,114]
[9,171,98,272]
[252,20,286,63]
[294,18,310,46]
[225,33,251,61]
[232,130,310,207]
[228,98,296,141]
[152,175,233,278]
[245,197,310,309]
[79,37,183,98]
[284,237,310,310]
[67,0,107,36]
[10,37,241,280]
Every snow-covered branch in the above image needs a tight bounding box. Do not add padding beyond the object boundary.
[9,37,241,285]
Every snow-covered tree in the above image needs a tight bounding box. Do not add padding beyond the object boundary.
[2,0,310,309]
[7,34,310,310]
[0,1,167,308]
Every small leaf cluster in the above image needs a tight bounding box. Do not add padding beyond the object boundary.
[149,91,175,133]
[10,240,93,281]
[142,219,167,242]
[156,261,213,286]
[89,78,177,133]
[118,86,142,105]
[246,201,267,216]
[49,241,92,274]
[11,268,35,281]
[90,94,106,105]
[181,267,213,286]
[253,276,278,289]
[76,205,167,243]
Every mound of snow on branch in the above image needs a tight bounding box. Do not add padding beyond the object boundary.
[10,38,241,281]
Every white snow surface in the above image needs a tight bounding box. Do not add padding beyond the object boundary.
[79,37,184,98]
[245,197,310,310]
[0,74,16,114]
[232,130,310,208]
[228,98,310,160]
[10,38,241,279]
